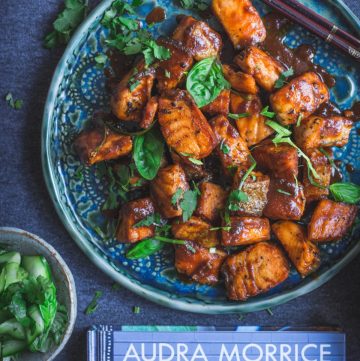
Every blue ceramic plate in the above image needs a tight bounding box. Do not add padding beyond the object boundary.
[42,0,360,313]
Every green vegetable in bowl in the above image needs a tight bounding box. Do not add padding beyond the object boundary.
[0,250,68,357]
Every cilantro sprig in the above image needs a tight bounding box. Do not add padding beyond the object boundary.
[101,0,170,66]
[44,0,88,49]
[274,67,294,89]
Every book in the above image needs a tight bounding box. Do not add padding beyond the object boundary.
[87,326,345,361]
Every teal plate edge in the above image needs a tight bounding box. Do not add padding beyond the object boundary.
[42,0,360,314]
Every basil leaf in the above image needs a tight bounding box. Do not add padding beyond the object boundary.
[126,239,164,259]
[186,57,230,108]
[133,129,164,180]
[329,182,360,204]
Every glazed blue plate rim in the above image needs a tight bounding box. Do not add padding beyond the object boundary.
[42,0,360,314]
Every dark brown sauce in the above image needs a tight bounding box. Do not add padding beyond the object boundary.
[331,160,343,182]
[146,7,166,24]
[343,101,360,122]
[315,102,342,117]
[346,164,355,173]
[261,12,336,88]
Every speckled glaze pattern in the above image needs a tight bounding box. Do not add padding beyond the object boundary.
[42,0,360,313]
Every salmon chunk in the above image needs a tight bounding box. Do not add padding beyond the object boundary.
[234,46,285,91]
[150,164,189,218]
[294,115,353,150]
[222,242,289,300]
[308,199,357,242]
[175,242,227,285]
[272,221,320,277]
[158,90,218,159]
[221,217,270,246]
[173,16,222,61]
[201,89,230,116]
[116,198,155,243]
[270,72,329,125]
[212,0,266,49]
[223,64,258,94]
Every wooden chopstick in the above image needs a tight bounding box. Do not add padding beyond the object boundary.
[283,0,360,48]
[261,0,360,62]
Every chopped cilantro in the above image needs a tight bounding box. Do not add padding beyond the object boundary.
[296,113,303,127]
[274,67,294,89]
[133,306,141,314]
[227,190,248,211]
[228,112,250,120]
[5,92,23,110]
[44,0,88,49]
[180,190,199,221]
[85,291,103,315]
[277,189,292,196]
[165,70,171,78]
[260,106,275,119]
[220,140,230,154]
[172,188,184,206]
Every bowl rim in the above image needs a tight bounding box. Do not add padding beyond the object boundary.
[41,0,360,314]
[0,227,77,359]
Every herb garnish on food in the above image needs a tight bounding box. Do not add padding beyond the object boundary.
[274,67,294,89]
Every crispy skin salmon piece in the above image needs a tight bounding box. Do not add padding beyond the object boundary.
[294,115,353,150]
[172,16,222,61]
[212,0,266,49]
[223,64,258,94]
[210,115,250,173]
[302,149,331,202]
[252,138,298,181]
[139,96,158,129]
[222,242,289,300]
[195,182,228,223]
[158,90,218,159]
[74,118,132,165]
[263,178,306,220]
[111,62,155,121]
[150,164,190,219]
[221,217,270,246]
[175,241,227,285]
[308,199,357,242]
[230,93,274,146]
[270,72,329,125]
[156,38,193,92]
[272,221,320,277]
[234,46,285,92]
[116,198,155,243]
[171,216,219,248]
[201,89,230,116]
[232,170,270,216]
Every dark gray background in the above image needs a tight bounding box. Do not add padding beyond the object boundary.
[0,1,359,360]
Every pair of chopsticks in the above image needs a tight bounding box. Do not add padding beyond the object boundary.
[261,0,360,62]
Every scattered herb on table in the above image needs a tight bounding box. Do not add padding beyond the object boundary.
[274,67,294,88]
[133,306,141,314]
[329,182,360,204]
[186,57,230,108]
[133,213,162,228]
[5,92,23,110]
[44,0,88,49]
[85,291,103,315]
[266,308,274,316]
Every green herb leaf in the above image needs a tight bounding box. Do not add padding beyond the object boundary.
[186,57,230,108]
[277,189,292,196]
[329,182,360,204]
[133,129,165,180]
[5,92,23,110]
[227,190,248,211]
[319,147,339,173]
[188,158,203,165]
[172,188,184,206]
[210,226,232,231]
[296,113,303,127]
[126,239,164,259]
[133,306,141,314]
[44,0,88,49]
[220,140,231,154]
[260,106,275,118]
[274,67,294,89]
[94,54,108,67]
[133,213,162,228]
[228,112,250,120]
[180,190,199,221]
[180,0,210,10]
[85,291,103,315]
[238,157,257,190]
[165,70,171,78]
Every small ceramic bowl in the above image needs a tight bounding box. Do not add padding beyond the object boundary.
[0,227,77,361]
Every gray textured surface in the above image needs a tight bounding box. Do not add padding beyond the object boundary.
[0,1,359,360]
